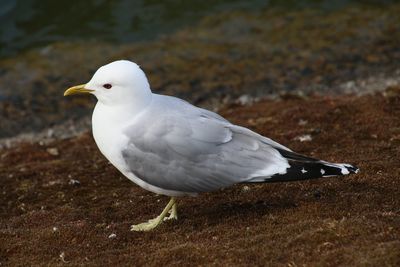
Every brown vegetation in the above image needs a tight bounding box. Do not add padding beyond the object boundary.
[1,93,399,266]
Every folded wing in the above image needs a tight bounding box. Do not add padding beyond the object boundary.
[121,96,291,193]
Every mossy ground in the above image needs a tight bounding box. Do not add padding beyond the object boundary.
[1,93,399,266]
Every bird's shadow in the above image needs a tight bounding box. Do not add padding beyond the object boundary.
[180,198,298,228]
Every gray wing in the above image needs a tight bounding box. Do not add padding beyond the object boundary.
[121,96,290,193]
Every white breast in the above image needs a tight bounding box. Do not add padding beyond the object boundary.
[92,103,129,171]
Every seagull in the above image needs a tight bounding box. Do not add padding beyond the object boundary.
[64,60,359,231]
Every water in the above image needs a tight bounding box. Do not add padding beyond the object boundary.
[0,0,264,58]
[0,0,395,59]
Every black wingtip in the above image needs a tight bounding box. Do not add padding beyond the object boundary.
[245,148,360,184]
[261,162,359,183]
[343,164,360,174]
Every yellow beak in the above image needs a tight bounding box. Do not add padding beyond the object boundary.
[63,84,94,96]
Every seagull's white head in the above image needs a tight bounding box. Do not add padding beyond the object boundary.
[64,60,152,106]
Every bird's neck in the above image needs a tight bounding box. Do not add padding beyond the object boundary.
[93,93,153,126]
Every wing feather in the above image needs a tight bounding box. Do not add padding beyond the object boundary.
[121,95,289,193]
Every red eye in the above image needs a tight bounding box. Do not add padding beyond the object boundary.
[103,83,112,89]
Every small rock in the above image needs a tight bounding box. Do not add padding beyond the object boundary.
[236,94,254,105]
[108,233,117,239]
[53,226,58,232]
[46,147,59,156]
[242,185,251,193]
[68,179,81,186]
[294,134,312,142]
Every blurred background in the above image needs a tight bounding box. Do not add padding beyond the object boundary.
[0,0,399,139]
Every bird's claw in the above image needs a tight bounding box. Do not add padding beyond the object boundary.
[130,198,178,231]
[130,217,161,232]
[163,209,178,221]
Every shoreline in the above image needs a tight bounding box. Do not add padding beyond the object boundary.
[1,78,399,149]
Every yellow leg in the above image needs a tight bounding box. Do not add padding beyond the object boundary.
[164,202,178,221]
[131,197,177,232]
